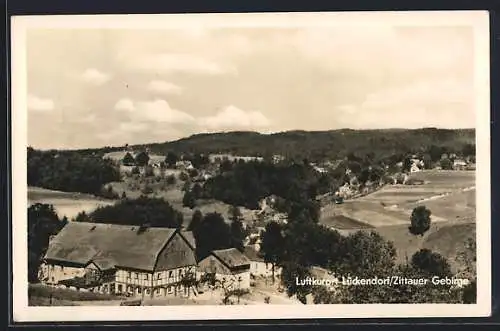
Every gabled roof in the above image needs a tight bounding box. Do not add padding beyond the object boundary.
[243,246,264,262]
[212,248,250,269]
[180,231,196,250]
[44,222,192,272]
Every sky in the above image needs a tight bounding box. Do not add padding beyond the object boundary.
[25,22,476,150]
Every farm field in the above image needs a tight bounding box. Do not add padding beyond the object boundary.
[320,170,475,228]
[374,220,475,273]
[28,187,116,219]
[319,170,476,273]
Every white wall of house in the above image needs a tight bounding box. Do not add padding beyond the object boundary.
[249,261,282,278]
[114,266,196,297]
[39,262,86,285]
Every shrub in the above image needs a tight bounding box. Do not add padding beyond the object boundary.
[409,206,431,236]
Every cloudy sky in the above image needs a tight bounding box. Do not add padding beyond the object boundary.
[26,24,475,149]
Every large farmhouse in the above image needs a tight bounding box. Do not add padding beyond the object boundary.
[39,222,197,298]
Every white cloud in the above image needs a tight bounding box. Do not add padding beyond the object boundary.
[127,53,237,75]
[27,94,54,112]
[81,68,111,85]
[337,79,473,128]
[147,80,183,95]
[291,27,471,83]
[114,98,195,124]
[77,114,97,123]
[119,122,148,133]
[114,98,135,112]
[198,105,271,131]
[135,100,195,123]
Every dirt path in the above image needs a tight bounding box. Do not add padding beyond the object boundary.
[413,186,475,205]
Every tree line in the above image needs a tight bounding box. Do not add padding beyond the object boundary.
[130,128,475,164]
[27,147,121,196]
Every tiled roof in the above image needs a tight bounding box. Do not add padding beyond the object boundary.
[44,222,193,272]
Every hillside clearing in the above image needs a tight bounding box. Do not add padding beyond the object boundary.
[373,220,475,272]
[28,187,116,219]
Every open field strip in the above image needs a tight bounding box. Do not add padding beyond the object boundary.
[28,187,116,219]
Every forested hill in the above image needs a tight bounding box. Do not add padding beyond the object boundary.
[128,128,475,161]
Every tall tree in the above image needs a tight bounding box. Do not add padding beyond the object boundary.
[440,158,453,170]
[260,221,285,283]
[135,151,150,167]
[122,152,136,166]
[187,210,203,232]
[191,183,203,199]
[28,204,66,282]
[337,230,397,277]
[229,206,246,251]
[183,190,196,209]
[165,151,178,168]
[409,206,432,236]
[281,261,313,304]
[193,212,232,260]
[403,156,412,173]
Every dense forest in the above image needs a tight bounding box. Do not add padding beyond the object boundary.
[73,196,184,228]
[200,160,337,209]
[129,128,475,162]
[27,147,120,195]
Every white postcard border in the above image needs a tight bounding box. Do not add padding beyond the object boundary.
[11,11,491,322]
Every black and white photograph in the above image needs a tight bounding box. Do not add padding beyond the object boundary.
[11,11,491,321]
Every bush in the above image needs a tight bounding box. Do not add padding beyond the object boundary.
[409,206,431,236]
[179,172,189,181]
[142,185,154,195]
[166,175,176,185]
[90,196,183,228]
[99,186,120,199]
[411,249,452,277]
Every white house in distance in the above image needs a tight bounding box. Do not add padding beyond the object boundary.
[243,245,282,278]
[197,248,251,290]
[39,222,198,298]
[453,158,467,170]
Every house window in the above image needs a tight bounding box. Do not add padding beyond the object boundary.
[146,289,150,295]
[118,284,123,293]
[144,274,148,280]
[138,287,142,294]
[157,273,161,280]
[127,271,131,278]
[168,271,173,278]
[134,273,138,279]
[167,286,173,294]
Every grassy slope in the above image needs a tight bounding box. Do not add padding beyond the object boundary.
[28,284,125,306]
[374,221,475,272]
